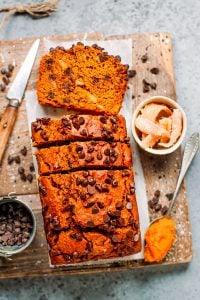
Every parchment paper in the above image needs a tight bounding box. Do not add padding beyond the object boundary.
[25,39,150,265]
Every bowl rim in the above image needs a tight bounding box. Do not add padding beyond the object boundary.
[132,95,187,155]
[0,196,36,256]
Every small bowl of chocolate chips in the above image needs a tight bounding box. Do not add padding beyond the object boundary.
[0,194,36,258]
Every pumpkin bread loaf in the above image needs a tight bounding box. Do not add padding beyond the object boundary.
[31,114,128,147]
[35,141,132,175]
[37,43,128,115]
[39,170,141,265]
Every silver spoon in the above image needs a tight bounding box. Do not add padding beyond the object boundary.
[148,132,199,227]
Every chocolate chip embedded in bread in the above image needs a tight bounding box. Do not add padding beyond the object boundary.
[141,54,148,63]
[100,116,107,124]
[97,152,103,160]
[80,129,87,136]
[150,67,159,74]
[76,145,83,152]
[78,151,85,159]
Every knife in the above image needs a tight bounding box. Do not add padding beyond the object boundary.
[0,39,40,164]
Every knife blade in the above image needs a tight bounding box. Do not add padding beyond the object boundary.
[0,39,40,164]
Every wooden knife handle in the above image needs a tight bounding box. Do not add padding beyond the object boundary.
[0,104,18,164]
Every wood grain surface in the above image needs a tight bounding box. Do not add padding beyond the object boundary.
[0,31,192,279]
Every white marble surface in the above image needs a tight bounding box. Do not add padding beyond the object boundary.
[0,0,200,299]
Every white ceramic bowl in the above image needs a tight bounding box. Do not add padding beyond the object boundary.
[132,96,187,155]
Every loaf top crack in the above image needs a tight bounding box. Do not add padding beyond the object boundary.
[37,43,128,115]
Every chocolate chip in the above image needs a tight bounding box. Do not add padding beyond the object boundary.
[103,157,110,164]
[128,70,136,78]
[20,146,27,156]
[0,83,5,92]
[29,163,35,172]
[76,145,83,152]
[83,202,95,208]
[101,184,109,193]
[148,200,154,209]
[97,152,103,160]
[72,117,80,130]
[26,174,33,183]
[86,220,95,228]
[14,156,21,164]
[61,117,71,129]
[110,142,117,148]
[103,214,110,223]
[78,116,85,125]
[18,167,25,175]
[8,64,14,72]
[88,177,96,186]
[107,171,114,178]
[126,202,133,210]
[85,155,94,163]
[111,235,119,243]
[92,207,99,214]
[152,196,159,204]
[2,76,9,85]
[151,82,157,90]
[150,67,159,74]
[166,193,173,201]
[78,151,85,159]
[7,155,14,165]
[1,67,6,75]
[97,202,104,209]
[88,146,94,153]
[112,179,118,187]
[141,54,148,63]
[143,83,150,93]
[161,205,168,215]
[87,185,95,195]
[115,55,121,61]
[155,203,162,211]
[76,177,82,186]
[80,129,87,136]
[100,116,107,124]
[116,201,123,210]
[110,116,118,124]
[105,177,112,184]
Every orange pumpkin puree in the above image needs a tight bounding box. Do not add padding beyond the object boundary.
[144,217,175,262]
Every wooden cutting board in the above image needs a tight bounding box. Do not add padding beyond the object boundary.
[0,32,192,279]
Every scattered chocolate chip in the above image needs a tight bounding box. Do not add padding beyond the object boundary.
[2,76,9,85]
[8,155,14,165]
[122,170,130,177]
[150,67,159,75]
[20,146,27,156]
[72,117,80,130]
[8,64,14,72]
[154,190,160,198]
[128,70,136,78]
[0,83,6,92]
[29,163,35,172]
[1,68,6,75]
[143,83,150,93]
[61,117,71,129]
[39,184,47,196]
[155,203,162,211]
[76,177,82,186]
[103,157,110,164]
[148,200,154,209]
[79,116,85,125]
[14,156,21,164]
[18,167,25,175]
[161,205,168,215]
[40,130,48,141]
[101,184,109,193]
[115,55,121,61]
[95,184,102,192]
[81,179,88,187]
[110,116,118,124]
[152,197,159,205]
[141,54,148,63]
[27,174,33,183]
[166,193,173,201]
[151,82,157,90]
